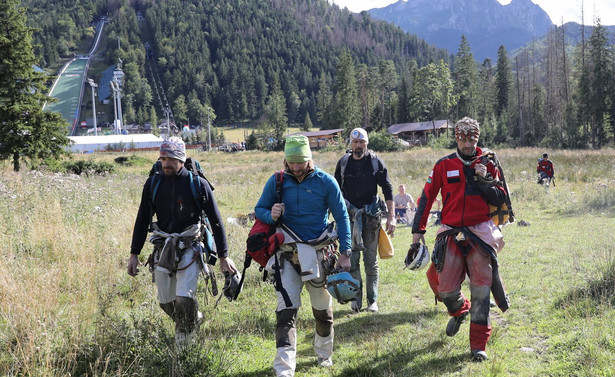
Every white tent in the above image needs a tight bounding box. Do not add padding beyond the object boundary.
[68,134,164,153]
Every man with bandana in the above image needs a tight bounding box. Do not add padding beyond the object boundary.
[334,127,395,313]
[127,137,237,347]
[411,117,508,362]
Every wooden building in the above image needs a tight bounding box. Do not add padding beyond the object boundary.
[388,120,452,145]
[292,128,344,149]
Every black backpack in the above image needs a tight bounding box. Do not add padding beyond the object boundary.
[148,157,214,210]
[148,157,217,258]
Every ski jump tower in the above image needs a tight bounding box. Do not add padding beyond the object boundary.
[110,58,125,134]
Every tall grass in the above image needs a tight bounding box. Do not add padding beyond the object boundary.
[1,147,614,376]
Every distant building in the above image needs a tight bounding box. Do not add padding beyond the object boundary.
[387,120,452,145]
[291,129,343,149]
[68,134,164,153]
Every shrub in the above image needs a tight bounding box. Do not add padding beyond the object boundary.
[367,130,402,152]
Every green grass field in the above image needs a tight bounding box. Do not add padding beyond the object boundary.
[1,148,614,376]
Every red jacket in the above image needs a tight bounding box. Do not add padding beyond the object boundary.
[412,147,507,232]
[537,159,554,177]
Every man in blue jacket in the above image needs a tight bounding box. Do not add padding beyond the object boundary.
[255,134,352,376]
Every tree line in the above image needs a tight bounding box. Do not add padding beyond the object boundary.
[6,0,615,169]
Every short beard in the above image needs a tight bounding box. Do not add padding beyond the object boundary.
[353,148,365,159]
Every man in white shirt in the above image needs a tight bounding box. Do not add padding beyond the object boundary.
[393,184,416,226]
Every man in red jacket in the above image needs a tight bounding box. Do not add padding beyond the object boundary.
[411,117,508,362]
[537,153,554,184]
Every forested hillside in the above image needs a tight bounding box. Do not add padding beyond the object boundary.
[20,0,615,149]
[23,0,449,126]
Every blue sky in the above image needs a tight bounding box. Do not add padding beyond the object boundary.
[330,0,615,26]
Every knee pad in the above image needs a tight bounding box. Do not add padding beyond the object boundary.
[312,307,333,337]
[175,296,198,333]
[470,285,491,325]
[159,302,176,321]
[439,289,465,314]
[276,309,298,348]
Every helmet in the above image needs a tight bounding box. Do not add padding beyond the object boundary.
[404,243,430,270]
[223,271,242,301]
[326,271,360,304]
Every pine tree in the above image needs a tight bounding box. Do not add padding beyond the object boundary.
[302,112,312,131]
[331,49,360,136]
[453,35,479,120]
[587,21,613,147]
[0,0,70,172]
[262,74,287,150]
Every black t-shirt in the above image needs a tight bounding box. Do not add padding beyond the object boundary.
[334,153,394,208]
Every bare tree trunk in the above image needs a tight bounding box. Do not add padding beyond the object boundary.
[12,152,20,172]
[516,56,524,145]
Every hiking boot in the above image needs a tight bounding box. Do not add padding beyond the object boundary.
[367,302,379,313]
[317,357,333,367]
[445,312,468,337]
[196,311,204,329]
[175,331,196,351]
[350,300,361,313]
[471,349,488,362]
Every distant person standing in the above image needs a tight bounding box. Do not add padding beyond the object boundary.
[393,184,416,225]
[412,117,509,362]
[537,153,554,185]
[334,127,395,313]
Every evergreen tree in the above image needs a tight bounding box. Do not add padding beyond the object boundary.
[495,45,513,117]
[331,49,360,135]
[302,112,312,131]
[0,0,70,172]
[377,59,398,130]
[316,72,332,127]
[396,77,410,123]
[478,58,497,123]
[409,60,455,122]
[173,94,188,126]
[453,35,479,120]
[262,74,287,150]
[586,21,613,147]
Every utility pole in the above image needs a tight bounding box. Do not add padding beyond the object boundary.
[207,111,211,151]
[87,78,98,136]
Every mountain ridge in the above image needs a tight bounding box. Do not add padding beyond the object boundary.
[367,0,554,60]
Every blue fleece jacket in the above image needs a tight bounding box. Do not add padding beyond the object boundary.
[255,167,351,252]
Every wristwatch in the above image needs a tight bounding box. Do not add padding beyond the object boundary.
[340,249,352,257]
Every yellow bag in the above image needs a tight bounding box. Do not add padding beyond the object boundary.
[378,227,394,259]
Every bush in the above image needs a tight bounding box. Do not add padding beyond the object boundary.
[427,133,456,149]
[367,130,402,152]
[64,160,115,176]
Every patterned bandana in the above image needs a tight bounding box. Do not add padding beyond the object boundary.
[454,117,480,141]
[159,136,186,162]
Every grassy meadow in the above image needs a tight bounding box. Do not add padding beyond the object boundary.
[1,147,614,376]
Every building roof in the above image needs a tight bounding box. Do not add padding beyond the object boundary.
[388,120,451,135]
[68,134,164,153]
[291,129,343,137]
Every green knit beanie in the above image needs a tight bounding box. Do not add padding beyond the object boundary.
[284,135,312,163]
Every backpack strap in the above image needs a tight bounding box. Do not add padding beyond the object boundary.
[480,150,515,225]
[340,151,380,188]
[235,169,286,301]
[188,170,203,212]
